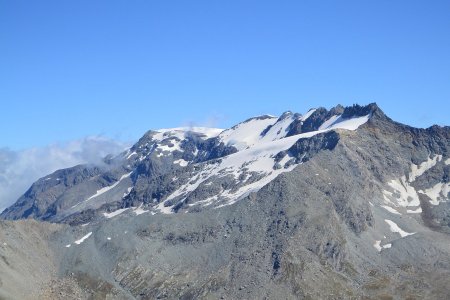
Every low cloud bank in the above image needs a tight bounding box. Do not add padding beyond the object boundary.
[0,136,129,213]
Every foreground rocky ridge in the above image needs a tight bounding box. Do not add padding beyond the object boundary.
[1,103,450,299]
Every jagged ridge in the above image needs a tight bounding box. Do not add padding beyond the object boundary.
[1,104,378,222]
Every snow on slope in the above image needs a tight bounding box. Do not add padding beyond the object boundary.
[153,127,223,140]
[373,240,392,252]
[74,232,93,245]
[218,116,278,150]
[319,115,341,130]
[383,176,421,207]
[419,182,450,205]
[301,109,317,121]
[259,113,297,143]
[156,113,371,213]
[86,172,132,201]
[153,127,223,154]
[406,207,422,214]
[217,109,331,151]
[123,127,223,161]
[382,154,447,211]
[381,205,401,215]
[384,219,415,238]
[134,204,149,215]
[173,159,189,167]
[103,208,129,219]
[409,155,442,182]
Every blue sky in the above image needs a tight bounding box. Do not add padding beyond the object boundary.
[1,0,450,150]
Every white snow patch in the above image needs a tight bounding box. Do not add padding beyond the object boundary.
[384,219,415,238]
[319,115,341,130]
[331,114,371,130]
[157,142,182,153]
[383,243,392,249]
[188,195,219,207]
[155,113,371,213]
[173,159,189,167]
[134,204,149,215]
[374,240,382,252]
[382,155,445,208]
[151,127,224,157]
[277,154,293,168]
[74,232,92,245]
[445,158,450,165]
[418,182,449,205]
[155,202,175,214]
[107,237,111,240]
[157,174,204,209]
[301,109,317,121]
[123,187,133,198]
[151,129,191,142]
[65,244,71,248]
[81,223,90,227]
[384,176,420,207]
[381,205,402,215]
[126,151,137,159]
[217,111,369,151]
[259,113,296,143]
[382,194,395,206]
[374,240,392,252]
[103,208,129,219]
[153,127,223,140]
[409,155,442,182]
[219,116,277,150]
[407,207,422,214]
[123,148,131,158]
[86,172,132,201]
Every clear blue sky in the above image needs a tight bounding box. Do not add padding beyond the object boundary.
[1,0,450,150]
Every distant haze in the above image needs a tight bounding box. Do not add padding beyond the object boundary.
[0,136,129,212]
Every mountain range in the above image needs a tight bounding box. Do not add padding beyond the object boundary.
[1,103,449,299]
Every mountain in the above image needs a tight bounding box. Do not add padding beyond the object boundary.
[1,103,450,299]
[0,104,370,223]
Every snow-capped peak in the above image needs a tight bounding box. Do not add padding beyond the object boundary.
[156,110,372,213]
[152,127,224,141]
[2,104,377,222]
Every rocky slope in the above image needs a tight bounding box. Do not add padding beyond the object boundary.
[1,103,450,299]
[1,104,371,223]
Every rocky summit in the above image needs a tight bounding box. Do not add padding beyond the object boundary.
[1,103,450,299]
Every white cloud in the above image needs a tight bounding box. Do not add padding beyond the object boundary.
[0,136,129,213]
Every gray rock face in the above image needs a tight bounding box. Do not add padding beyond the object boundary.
[287,131,340,163]
[0,165,103,221]
[1,103,450,299]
